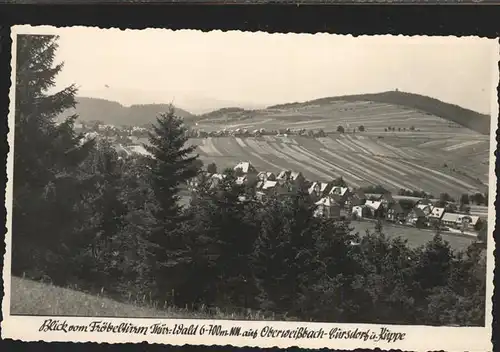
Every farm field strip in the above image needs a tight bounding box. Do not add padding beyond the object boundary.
[201,138,224,157]
[235,137,247,148]
[443,140,483,152]
[396,159,480,193]
[324,148,423,190]
[290,119,326,125]
[324,138,356,153]
[344,135,374,155]
[213,138,248,158]
[372,140,410,159]
[355,153,408,177]
[269,142,344,180]
[348,135,393,156]
[336,138,359,152]
[419,139,452,148]
[260,141,337,181]
[370,155,466,195]
[286,144,363,186]
[197,144,214,156]
[317,138,351,153]
[400,147,430,159]
[317,147,412,190]
[357,138,395,157]
[375,140,417,159]
[244,138,271,155]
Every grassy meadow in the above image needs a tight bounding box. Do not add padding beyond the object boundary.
[9,276,279,320]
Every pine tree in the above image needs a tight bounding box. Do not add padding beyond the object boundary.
[144,108,199,226]
[12,34,93,281]
[142,108,202,300]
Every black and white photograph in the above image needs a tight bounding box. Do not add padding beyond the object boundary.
[2,26,497,350]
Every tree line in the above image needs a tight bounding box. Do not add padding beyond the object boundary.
[11,35,487,326]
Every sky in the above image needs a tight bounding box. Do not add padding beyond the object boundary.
[26,26,497,115]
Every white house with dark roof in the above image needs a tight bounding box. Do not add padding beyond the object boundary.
[416,203,433,216]
[441,213,480,230]
[257,171,276,182]
[428,207,446,224]
[314,196,341,219]
[308,182,332,198]
[234,161,258,175]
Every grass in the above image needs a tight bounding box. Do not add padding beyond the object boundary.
[351,220,476,251]
[9,277,278,320]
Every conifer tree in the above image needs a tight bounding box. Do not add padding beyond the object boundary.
[12,34,93,280]
[142,108,202,299]
[144,108,199,226]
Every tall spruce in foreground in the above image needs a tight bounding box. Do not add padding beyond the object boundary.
[143,108,201,299]
[144,108,199,224]
[12,35,93,280]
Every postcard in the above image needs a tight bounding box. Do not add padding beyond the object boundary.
[2,25,497,351]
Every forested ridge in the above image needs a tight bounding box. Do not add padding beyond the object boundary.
[11,34,487,326]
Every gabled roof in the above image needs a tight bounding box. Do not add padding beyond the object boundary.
[257,171,276,179]
[330,186,349,197]
[429,207,445,219]
[290,171,303,180]
[411,207,426,218]
[236,176,247,185]
[416,203,432,212]
[365,200,382,211]
[388,202,404,214]
[211,173,226,180]
[262,180,278,190]
[234,161,256,174]
[315,196,340,207]
[277,170,291,180]
[308,182,320,195]
[442,213,480,225]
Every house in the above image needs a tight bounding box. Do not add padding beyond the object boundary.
[209,173,227,189]
[276,170,292,182]
[329,186,350,207]
[234,161,258,175]
[290,171,305,184]
[441,213,480,230]
[314,196,341,219]
[415,203,433,216]
[406,207,427,227]
[256,180,278,200]
[346,189,366,211]
[308,182,333,199]
[386,202,405,223]
[427,207,445,225]
[257,171,276,182]
[236,176,247,185]
[352,205,365,219]
[365,200,384,218]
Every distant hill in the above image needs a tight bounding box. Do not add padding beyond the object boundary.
[60,97,195,127]
[269,91,490,135]
[197,107,260,122]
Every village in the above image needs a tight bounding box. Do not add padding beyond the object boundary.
[188,160,487,238]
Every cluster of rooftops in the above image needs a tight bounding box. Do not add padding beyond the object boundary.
[189,161,483,232]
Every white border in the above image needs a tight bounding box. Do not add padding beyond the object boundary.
[2,25,498,351]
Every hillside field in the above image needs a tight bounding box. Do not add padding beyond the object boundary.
[9,277,272,319]
[196,97,487,135]
[183,133,489,199]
